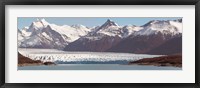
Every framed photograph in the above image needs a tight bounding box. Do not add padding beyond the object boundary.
[1,0,199,88]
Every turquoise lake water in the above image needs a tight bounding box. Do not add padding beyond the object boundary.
[18,64,181,70]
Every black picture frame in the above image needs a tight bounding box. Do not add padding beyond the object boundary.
[0,0,199,88]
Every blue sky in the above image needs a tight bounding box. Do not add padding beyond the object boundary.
[18,17,182,29]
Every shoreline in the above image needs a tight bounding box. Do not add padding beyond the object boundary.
[18,52,56,67]
[128,55,182,68]
[18,62,56,67]
[18,63,43,67]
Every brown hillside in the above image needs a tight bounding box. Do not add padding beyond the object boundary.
[18,52,43,66]
[129,55,182,67]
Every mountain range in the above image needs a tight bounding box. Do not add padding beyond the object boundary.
[18,18,182,55]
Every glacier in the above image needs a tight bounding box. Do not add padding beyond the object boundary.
[18,48,162,64]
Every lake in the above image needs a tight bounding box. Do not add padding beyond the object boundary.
[18,64,181,70]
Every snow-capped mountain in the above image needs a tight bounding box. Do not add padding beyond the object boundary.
[90,19,141,38]
[98,19,119,29]
[106,19,182,54]
[135,19,182,36]
[63,19,141,52]
[64,19,182,55]
[19,18,182,54]
[18,18,91,49]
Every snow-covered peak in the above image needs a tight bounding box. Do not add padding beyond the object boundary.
[92,20,143,38]
[23,18,51,36]
[142,20,170,27]
[71,24,88,29]
[98,19,119,29]
[30,18,49,30]
[40,18,49,26]
[121,25,143,38]
[136,19,182,36]
[123,25,140,31]
[105,19,118,26]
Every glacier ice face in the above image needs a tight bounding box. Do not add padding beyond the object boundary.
[18,48,162,64]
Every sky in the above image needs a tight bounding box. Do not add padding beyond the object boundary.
[18,17,182,29]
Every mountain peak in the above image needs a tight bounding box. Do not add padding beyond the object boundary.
[98,19,118,30]
[106,19,111,22]
[71,24,86,28]
[39,18,49,25]
[105,19,118,26]
[137,19,182,35]
[142,20,170,27]
[30,18,49,30]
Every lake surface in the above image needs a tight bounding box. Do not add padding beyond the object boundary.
[18,64,181,70]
